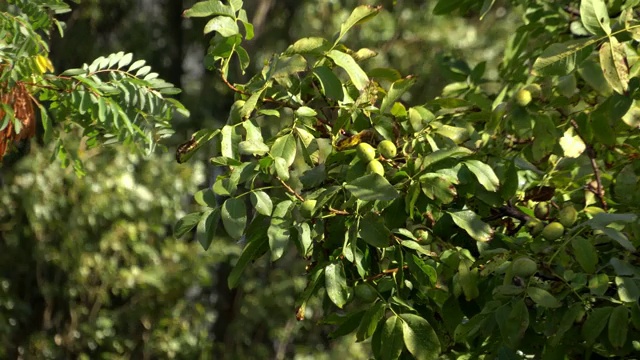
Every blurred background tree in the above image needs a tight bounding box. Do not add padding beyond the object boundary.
[1,0,516,358]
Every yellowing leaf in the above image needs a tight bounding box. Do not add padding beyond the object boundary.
[559,128,586,158]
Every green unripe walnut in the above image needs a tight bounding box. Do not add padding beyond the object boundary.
[414,229,431,244]
[515,88,532,107]
[526,219,545,236]
[558,205,578,227]
[377,140,397,159]
[534,202,550,220]
[512,257,538,278]
[356,143,376,163]
[366,159,385,176]
[523,83,542,98]
[354,283,377,302]
[542,222,565,241]
[300,199,317,218]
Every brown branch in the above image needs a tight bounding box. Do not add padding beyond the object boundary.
[570,119,607,209]
[278,177,305,202]
[365,266,409,282]
[328,207,349,215]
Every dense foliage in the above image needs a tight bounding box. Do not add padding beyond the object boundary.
[174,0,640,358]
[3,0,640,359]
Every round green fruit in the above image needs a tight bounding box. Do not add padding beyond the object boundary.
[414,229,431,244]
[558,205,578,227]
[366,159,385,176]
[354,283,377,302]
[542,222,565,241]
[377,140,397,159]
[512,257,538,278]
[526,219,545,236]
[300,199,317,218]
[356,143,376,163]
[523,83,542,98]
[515,88,532,107]
[534,202,550,220]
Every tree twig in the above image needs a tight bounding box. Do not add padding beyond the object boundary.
[570,119,607,209]
[277,177,305,202]
[365,266,408,282]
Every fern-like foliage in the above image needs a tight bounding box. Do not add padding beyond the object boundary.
[1,2,187,174]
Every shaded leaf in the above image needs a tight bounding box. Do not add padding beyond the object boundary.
[345,173,399,201]
[527,287,561,308]
[464,160,500,192]
[608,305,629,348]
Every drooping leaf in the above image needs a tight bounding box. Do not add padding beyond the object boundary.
[174,211,203,238]
[250,190,273,216]
[227,216,270,288]
[580,0,611,35]
[380,316,404,360]
[356,301,386,341]
[326,50,369,91]
[196,208,220,250]
[464,160,500,192]
[582,307,612,345]
[325,262,349,308]
[571,236,599,274]
[380,76,417,114]
[336,5,381,44]
[533,38,597,76]
[599,38,629,95]
[608,305,629,348]
[400,313,441,360]
[271,133,297,167]
[449,210,494,242]
[221,198,247,240]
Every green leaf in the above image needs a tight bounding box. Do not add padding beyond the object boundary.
[336,5,381,44]
[464,160,500,192]
[274,157,290,181]
[330,310,367,338]
[196,208,220,250]
[589,273,609,296]
[380,316,404,360]
[227,217,270,288]
[326,50,369,91]
[527,287,561,308]
[204,16,239,36]
[356,301,386,341]
[616,276,640,302]
[250,190,273,216]
[500,160,518,200]
[284,37,330,55]
[400,313,441,360]
[458,259,479,300]
[608,305,629,348]
[183,1,235,18]
[599,37,629,95]
[221,198,246,240]
[312,66,344,100]
[421,147,473,169]
[580,0,611,35]
[194,188,217,207]
[532,38,597,76]
[420,173,457,204]
[449,210,494,242]
[358,213,391,247]
[407,254,437,286]
[271,133,297,167]
[495,299,529,347]
[268,200,293,261]
[174,212,202,238]
[380,76,417,114]
[582,307,612,344]
[571,236,599,273]
[345,173,399,201]
[325,262,349,308]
